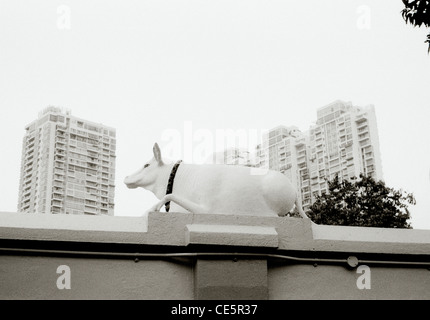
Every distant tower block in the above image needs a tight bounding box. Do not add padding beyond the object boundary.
[18,106,116,215]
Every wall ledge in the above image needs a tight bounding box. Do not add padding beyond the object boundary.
[1,211,430,256]
[312,223,430,243]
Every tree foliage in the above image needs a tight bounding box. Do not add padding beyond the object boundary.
[307,174,415,228]
[401,0,430,53]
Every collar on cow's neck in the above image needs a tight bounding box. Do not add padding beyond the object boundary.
[165,160,182,212]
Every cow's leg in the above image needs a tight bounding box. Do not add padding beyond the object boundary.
[151,194,208,214]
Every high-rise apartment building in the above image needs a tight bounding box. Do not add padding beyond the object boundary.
[256,125,312,208]
[306,100,383,207]
[18,107,116,215]
[250,100,383,211]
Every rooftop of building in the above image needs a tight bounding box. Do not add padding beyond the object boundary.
[24,107,116,133]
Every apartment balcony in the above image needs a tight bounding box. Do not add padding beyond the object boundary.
[297,155,306,164]
[53,175,64,181]
[345,152,353,160]
[21,195,31,203]
[55,132,66,139]
[295,139,306,147]
[20,204,31,211]
[54,168,65,175]
[86,180,98,188]
[22,183,32,193]
[358,133,369,141]
[356,123,368,131]
[55,143,66,151]
[87,159,99,167]
[52,193,63,201]
[55,150,66,157]
[24,164,33,175]
[301,180,310,188]
[56,135,66,143]
[366,159,375,167]
[355,115,367,124]
[86,175,98,183]
[359,139,371,147]
[23,170,33,180]
[26,139,35,149]
[85,199,97,207]
[88,145,99,152]
[25,154,34,163]
[85,194,98,202]
[53,186,63,194]
[298,162,307,169]
[24,157,34,167]
[87,165,98,172]
[56,124,67,132]
[51,200,62,208]
[280,164,292,172]
[84,206,98,215]
[75,130,88,138]
[71,161,87,169]
[54,160,65,169]
[363,145,373,153]
[54,156,65,163]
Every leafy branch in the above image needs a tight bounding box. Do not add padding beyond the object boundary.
[401,0,430,53]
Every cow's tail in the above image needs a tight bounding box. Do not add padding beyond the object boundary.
[295,195,313,222]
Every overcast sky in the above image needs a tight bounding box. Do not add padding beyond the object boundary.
[1,0,429,229]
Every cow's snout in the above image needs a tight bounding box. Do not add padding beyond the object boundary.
[124,176,138,189]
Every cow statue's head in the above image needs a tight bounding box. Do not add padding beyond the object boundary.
[124,143,165,190]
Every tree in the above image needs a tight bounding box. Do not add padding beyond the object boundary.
[307,174,415,228]
[401,0,430,53]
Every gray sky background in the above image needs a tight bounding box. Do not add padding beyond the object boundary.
[1,0,429,229]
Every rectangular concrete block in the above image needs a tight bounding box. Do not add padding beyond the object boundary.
[185,224,278,247]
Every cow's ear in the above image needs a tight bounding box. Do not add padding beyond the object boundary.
[153,143,164,165]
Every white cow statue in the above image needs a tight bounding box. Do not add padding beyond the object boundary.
[124,143,311,219]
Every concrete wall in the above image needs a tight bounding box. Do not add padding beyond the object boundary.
[1,211,429,300]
